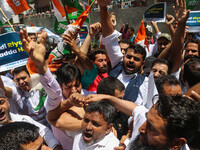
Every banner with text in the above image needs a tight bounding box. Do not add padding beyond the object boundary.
[0,32,28,72]
[143,2,166,22]
[186,11,200,32]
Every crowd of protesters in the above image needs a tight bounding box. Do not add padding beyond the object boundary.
[0,0,200,149]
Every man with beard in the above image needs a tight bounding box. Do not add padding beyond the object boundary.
[85,94,200,150]
[86,49,109,92]
[97,1,147,102]
[153,33,171,58]
[183,39,199,62]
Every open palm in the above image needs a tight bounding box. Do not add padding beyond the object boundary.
[20,28,47,67]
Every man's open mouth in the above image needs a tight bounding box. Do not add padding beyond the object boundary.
[0,111,6,121]
[126,64,135,71]
[83,132,93,142]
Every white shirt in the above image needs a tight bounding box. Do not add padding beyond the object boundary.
[66,131,119,150]
[9,113,60,149]
[126,105,148,150]
[41,69,94,150]
[117,70,136,88]
[172,67,187,94]
[101,30,148,101]
[135,72,158,109]
[1,76,47,126]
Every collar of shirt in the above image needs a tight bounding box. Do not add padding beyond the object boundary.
[117,70,137,88]
[122,69,137,79]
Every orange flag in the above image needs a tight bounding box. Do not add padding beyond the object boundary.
[26,4,91,74]
[71,5,91,27]
[135,21,149,51]
[0,0,30,24]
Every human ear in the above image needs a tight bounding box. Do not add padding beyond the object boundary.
[105,123,113,135]
[170,138,187,150]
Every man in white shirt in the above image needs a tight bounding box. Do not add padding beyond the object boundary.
[98,0,148,103]
[0,88,61,150]
[65,100,119,150]
[46,93,119,149]
[86,94,200,150]
[0,66,48,126]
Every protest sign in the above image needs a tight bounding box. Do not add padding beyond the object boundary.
[0,32,28,72]
[143,2,166,22]
[186,11,200,32]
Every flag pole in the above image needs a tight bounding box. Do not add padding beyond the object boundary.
[61,0,70,24]
[0,7,16,32]
[89,0,96,8]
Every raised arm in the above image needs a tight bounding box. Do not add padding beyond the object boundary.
[158,0,190,73]
[165,14,175,38]
[80,22,102,55]
[20,28,48,75]
[0,76,13,99]
[151,21,160,34]
[85,94,138,116]
[97,0,123,68]
[98,0,114,37]
[62,31,94,72]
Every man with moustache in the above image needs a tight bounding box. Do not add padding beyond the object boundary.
[86,49,109,92]
[68,101,119,150]
[47,97,119,150]
[85,94,200,150]
[98,0,148,102]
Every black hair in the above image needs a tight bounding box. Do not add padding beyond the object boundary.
[125,42,146,61]
[128,27,134,33]
[118,39,130,45]
[87,49,107,62]
[85,100,116,124]
[184,38,199,58]
[155,75,180,95]
[97,77,125,96]
[145,28,153,37]
[12,66,30,77]
[156,95,200,149]
[28,33,37,36]
[0,122,40,150]
[56,63,81,85]
[184,38,199,49]
[151,58,170,74]
[183,57,200,88]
